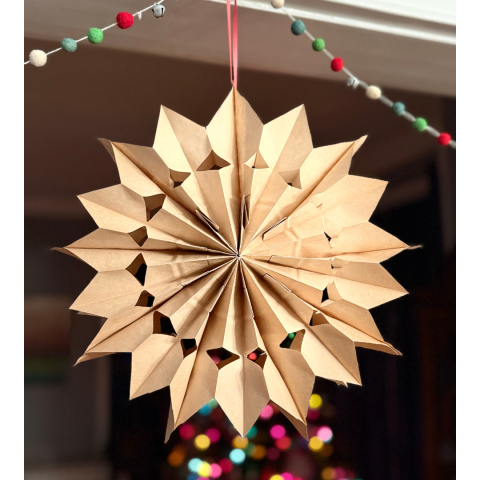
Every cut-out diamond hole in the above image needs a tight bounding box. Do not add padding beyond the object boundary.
[280,332,297,349]
[207,347,240,370]
[325,232,332,243]
[246,152,269,170]
[144,194,166,221]
[247,348,267,368]
[279,169,302,189]
[322,287,330,302]
[169,170,190,189]
[196,151,231,172]
[126,254,147,286]
[128,226,148,247]
[153,312,177,336]
[280,330,305,352]
[136,290,155,307]
[310,312,329,327]
[181,338,197,357]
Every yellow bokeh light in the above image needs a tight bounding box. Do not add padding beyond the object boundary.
[251,444,267,460]
[309,393,322,410]
[194,434,211,451]
[321,467,336,480]
[197,461,212,478]
[308,436,324,452]
[270,475,284,480]
[232,435,249,449]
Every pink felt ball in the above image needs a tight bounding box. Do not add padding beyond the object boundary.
[117,12,134,29]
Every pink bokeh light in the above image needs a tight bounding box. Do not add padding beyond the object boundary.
[260,404,274,420]
[270,424,286,439]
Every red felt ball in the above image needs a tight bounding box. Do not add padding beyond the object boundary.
[438,132,452,146]
[117,12,134,29]
[331,57,344,72]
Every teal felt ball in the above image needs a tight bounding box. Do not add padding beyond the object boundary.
[88,28,104,44]
[312,38,325,51]
[412,117,428,132]
[291,20,306,36]
[392,102,405,116]
[61,38,77,53]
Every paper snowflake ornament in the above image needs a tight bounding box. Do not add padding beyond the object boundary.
[58,88,410,441]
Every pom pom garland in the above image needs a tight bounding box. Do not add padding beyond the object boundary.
[61,38,77,53]
[331,58,343,72]
[365,85,382,100]
[88,28,104,44]
[438,133,452,146]
[412,118,428,132]
[312,38,325,51]
[392,102,406,116]
[271,0,285,8]
[116,12,135,29]
[29,50,47,67]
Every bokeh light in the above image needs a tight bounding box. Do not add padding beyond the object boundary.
[317,426,333,442]
[194,434,211,451]
[218,458,233,473]
[179,423,196,440]
[245,443,256,457]
[251,444,267,460]
[260,404,274,420]
[187,474,199,480]
[270,424,286,439]
[319,443,334,457]
[198,403,212,416]
[335,467,346,478]
[232,435,249,449]
[246,425,258,439]
[266,447,280,460]
[206,428,221,443]
[188,458,202,473]
[309,394,323,409]
[321,467,336,480]
[308,436,324,452]
[275,436,291,450]
[197,461,212,478]
[229,448,246,464]
[281,473,294,480]
[167,445,186,466]
[270,475,283,480]
[307,408,320,421]
[210,463,222,479]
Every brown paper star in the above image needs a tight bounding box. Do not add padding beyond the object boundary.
[58,88,409,440]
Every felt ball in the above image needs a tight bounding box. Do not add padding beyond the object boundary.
[61,38,77,53]
[437,132,452,146]
[29,50,47,67]
[365,85,382,99]
[312,38,325,51]
[392,102,405,116]
[88,28,104,44]
[152,4,165,17]
[117,12,134,29]
[271,0,285,7]
[331,57,343,72]
[291,20,306,36]
[412,117,428,132]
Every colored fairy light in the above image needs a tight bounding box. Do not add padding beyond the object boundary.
[198,403,213,416]
[308,436,324,452]
[266,447,280,460]
[317,426,333,442]
[251,444,267,460]
[260,404,274,420]
[246,425,258,439]
[275,436,292,450]
[335,467,346,478]
[210,463,222,479]
[229,448,246,464]
[232,435,249,449]
[218,458,233,473]
[270,475,283,480]
[188,458,202,473]
[194,434,211,451]
[319,443,334,457]
[197,461,212,478]
[167,445,186,466]
[270,424,286,439]
[208,399,219,408]
[206,428,221,443]
[245,443,256,457]
[179,423,195,440]
[321,467,336,480]
[309,394,322,409]
[307,408,320,420]
[187,474,199,480]
[282,473,294,480]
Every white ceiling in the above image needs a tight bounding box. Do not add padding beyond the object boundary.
[24,0,455,96]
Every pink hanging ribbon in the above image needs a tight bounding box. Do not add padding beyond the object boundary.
[226,0,238,88]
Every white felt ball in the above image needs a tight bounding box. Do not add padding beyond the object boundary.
[29,50,47,67]
[366,85,382,100]
[271,0,285,8]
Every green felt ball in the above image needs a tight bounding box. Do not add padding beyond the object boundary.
[88,28,104,44]
[412,117,428,132]
[61,38,77,53]
[291,20,306,36]
[312,38,325,51]
[288,333,296,340]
